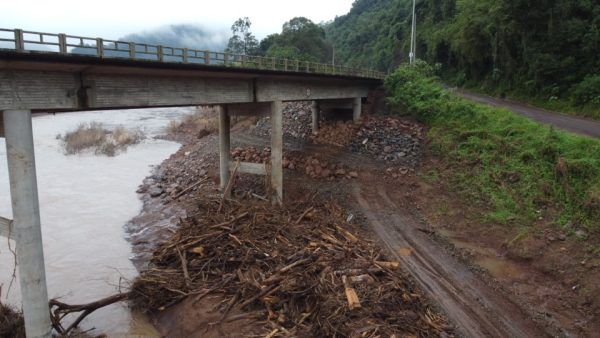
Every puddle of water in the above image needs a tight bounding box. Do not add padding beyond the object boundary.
[436,228,525,280]
[475,256,525,280]
[0,107,194,336]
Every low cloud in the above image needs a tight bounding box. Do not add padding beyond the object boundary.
[120,24,229,51]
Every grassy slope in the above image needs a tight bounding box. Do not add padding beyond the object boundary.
[386,62,600,230]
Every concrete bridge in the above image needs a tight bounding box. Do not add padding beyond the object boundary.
[0,28,383,337]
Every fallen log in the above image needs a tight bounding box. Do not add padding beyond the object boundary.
[49,292,129,336]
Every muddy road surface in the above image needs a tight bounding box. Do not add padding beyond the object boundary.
[351,180,547,337]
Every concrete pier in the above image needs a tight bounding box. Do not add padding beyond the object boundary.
[270,101,283,204]
[311,101,319,134]
[3,110,52,338]
[219,105,231,194]
[353,97,362,122]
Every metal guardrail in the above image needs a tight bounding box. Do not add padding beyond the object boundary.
[0,28,386,80]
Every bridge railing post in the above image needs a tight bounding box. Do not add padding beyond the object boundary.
[14,29,24,50]
[157,45,164,62]
[58,34,67,53]
[96,38,104,57]
[128,42,135,58]
[182,48,188,63]
[204,51,210,65]
[3,110,52,338]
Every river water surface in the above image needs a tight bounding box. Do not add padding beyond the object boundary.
[0,107,193,336]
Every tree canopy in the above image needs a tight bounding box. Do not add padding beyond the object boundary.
[325,0,600,110]
[260,17,332,63]
[226,17,259,55]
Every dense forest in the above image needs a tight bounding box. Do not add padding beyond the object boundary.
[325,0,600,113]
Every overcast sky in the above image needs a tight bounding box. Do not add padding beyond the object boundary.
[1,0,354,40]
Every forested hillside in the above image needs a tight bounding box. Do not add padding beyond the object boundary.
[326,0,600,115]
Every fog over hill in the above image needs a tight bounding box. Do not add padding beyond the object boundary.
[120,24,228,51]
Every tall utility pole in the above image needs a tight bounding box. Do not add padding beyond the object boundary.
[409,0,417,64]
[332,47,335,66]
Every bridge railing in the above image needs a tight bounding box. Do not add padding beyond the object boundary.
[0,28,386,79]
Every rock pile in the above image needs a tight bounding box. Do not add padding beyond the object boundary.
[231,146,358,180]
[253,102,313,139]
[138,143,215,202]
[350,117,424,166]
[311,120,356,146]
[385,166,415,180]
[303,155,358,180]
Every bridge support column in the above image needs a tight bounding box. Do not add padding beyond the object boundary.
[218,105,231,195]
[311,101,319,134]
[353,97,362,123]
[3,110,52,338]
[270,101,283,205]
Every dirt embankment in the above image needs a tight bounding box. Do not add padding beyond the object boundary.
[128,102,598,337]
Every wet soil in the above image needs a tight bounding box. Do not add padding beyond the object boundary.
[128,109,598,337]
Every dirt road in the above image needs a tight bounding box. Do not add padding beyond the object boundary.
[351,179,549,337]
[456,90,600,138]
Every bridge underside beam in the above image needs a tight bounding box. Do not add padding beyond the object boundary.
[0,70,371,111]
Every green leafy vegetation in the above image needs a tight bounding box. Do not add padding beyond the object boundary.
[326,0,600,118]
[259,17,332,62]
[385,62,600,229]
[226,17,259,55]
[225,17,332,62]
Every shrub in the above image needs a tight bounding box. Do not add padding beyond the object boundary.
[167,106,219,137]
[0,303,25,338]
[572,74,600,107]
[60,123,145,156]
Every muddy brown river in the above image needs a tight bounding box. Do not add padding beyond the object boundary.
[0,108,193,336]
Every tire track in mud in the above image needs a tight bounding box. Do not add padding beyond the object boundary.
[351,182,549,338]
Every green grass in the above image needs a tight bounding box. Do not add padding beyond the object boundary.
[386,62,600,230]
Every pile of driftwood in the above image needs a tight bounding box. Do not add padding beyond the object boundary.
[130,192,451,337]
